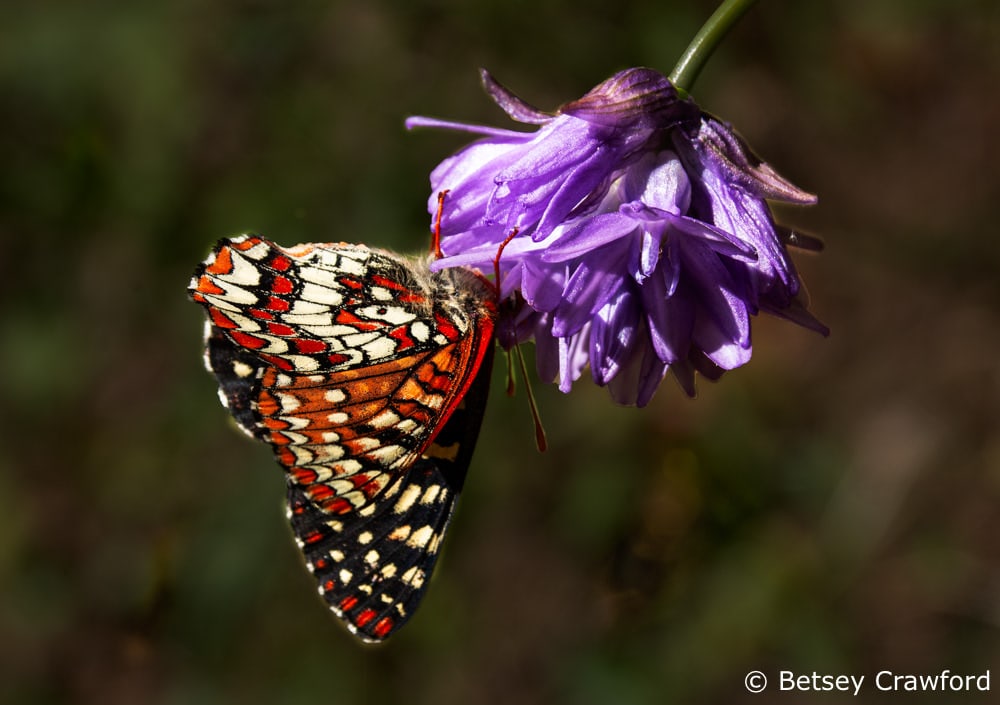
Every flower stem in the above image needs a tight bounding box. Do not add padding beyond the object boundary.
[669,0,759,96]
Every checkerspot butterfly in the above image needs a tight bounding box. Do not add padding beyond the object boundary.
[189,234,496,641]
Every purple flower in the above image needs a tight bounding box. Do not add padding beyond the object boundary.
[407,68,827,406]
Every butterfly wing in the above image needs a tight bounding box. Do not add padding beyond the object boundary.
[288,344,493,640]
[190,235,496,640]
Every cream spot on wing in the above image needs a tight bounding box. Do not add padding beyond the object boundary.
[361,337,397,360]
[339,569,353,584]
[218,250,262,287]
[397,418,420,433]
[410,321,430,342]
[368,409,400,430]
[364,550,380,566]
[420,484,443,505]
[283,353,321,372]
[406,525,434,549]
[351,437,381,452]
[428,532,443,555]
[393,484,422,514]
[388,525,411,542]
[357,531,373,545]
[232,360,255,378]
[288,300,329,315]
[310,444,345,463]
[332,459,363,475]
[356,305,416,326]
[299,282,344,306]
[277,392,301,413]
[282,312,335,326]
[366,444,407,466]
[401,566,425,589]
[325,389,347,403]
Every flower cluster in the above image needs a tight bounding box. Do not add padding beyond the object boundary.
[407,68,826,406]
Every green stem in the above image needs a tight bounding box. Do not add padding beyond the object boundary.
[668,0,759,96]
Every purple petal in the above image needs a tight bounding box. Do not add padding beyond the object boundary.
[690,116,817,204]
[541,213,639,262]
[552,243,631,337]
[558,325,591,392]
[406,115,534,140]
[641,265,693,364]
[480,69,554,125]
[588,287,641,385]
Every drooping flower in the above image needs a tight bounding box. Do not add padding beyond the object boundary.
[407,68,827,406]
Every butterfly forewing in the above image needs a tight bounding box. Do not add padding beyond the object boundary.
[190,234,496,641]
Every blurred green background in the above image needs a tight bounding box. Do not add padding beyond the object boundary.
[2,0,998,703]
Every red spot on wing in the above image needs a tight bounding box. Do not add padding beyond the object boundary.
[272,276,293,294]
[338,276,363,290]
[196,275,225,296]
[250,309,274,320]
[205,246,234,275]
[210,308,238,329]
[231,330,267,349]
[265,296,290,312]
[328,352,351,365]
[335,309,385,332]
[267,322,296,336]
[388,325,416,350]
[295,338,328,354]
[291,467,319,484]
[232,236,262,251]
[340,596,358,612]
[322,578,335,591]
[369,274,403,290]
[308,484,334,501]
[373,617,394,639]
[325,498,355,514]
[354,608,377,628]
[260,353,294,371]
[434,311,460,341]
[270,255,292,271]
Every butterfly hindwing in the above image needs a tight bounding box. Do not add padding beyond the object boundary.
[288,344,494,641]
[190,234,497,641]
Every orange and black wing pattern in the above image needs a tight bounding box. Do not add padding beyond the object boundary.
[190,235,496,641]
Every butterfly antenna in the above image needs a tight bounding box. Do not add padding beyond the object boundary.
[491,226,546,452]
[432,190,450,260]
[515,343,547,452]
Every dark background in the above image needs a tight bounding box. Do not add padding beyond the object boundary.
[2,1,998,703]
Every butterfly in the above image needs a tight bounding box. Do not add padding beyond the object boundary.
[189,234,497,641]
